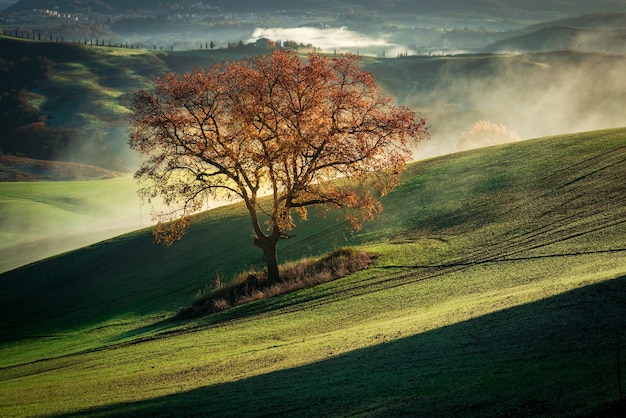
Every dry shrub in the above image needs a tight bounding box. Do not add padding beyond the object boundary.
[178,248,375,318]
[212,298,230,311]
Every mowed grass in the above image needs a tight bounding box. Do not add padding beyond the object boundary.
[1,128,626,416]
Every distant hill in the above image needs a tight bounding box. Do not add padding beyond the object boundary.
[0,155,122,181]
[5,0,626,15]
[0,36,167,172]
[524,11,626,30]
[486,12,626,53]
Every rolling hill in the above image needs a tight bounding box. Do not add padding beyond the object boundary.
[0,154,122,181]
[0,176,144,273]
[1,127,625,416]
[0,36,170,172]
[486,13,626,54]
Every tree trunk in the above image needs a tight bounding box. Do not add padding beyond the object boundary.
[254,236,280,281]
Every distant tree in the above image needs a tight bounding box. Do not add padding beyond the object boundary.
[283,40,299,49]
[129,50,428,280]
[456,120,521,152]
[210,41,215,49]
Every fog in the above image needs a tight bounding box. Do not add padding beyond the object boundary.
[248,26,416,57]
[374,52,626,159]
[0,178,151,273]
[0,176,238,273]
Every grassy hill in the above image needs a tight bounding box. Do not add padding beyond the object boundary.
[0,35,297,172]
[0,176,144,273]
[1,127,625,416]
[0,35,167,171]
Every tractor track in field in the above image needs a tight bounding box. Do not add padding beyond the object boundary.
[448,143,626,263]
[308,140,626,306]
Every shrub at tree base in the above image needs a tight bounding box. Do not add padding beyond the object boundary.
[178,248,375,318]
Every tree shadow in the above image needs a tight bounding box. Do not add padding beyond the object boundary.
[56,276,626,418]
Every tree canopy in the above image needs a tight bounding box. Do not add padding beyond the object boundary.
[129,50,428,279]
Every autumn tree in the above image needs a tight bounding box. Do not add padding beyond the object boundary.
[455,120,521,152]
[129,50,428,280]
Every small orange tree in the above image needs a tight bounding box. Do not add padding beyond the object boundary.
[456,120,521,152]
[129,50,428,280]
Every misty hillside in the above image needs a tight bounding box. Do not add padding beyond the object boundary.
[524,11,626,30]
[2,32,626,172]
[486,13,626,54]
[0,155,122,181]
[487,26,626,54]
[0,36,167,172]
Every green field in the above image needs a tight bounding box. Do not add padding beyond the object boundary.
[0,177,144,273]
[1,128,626,416]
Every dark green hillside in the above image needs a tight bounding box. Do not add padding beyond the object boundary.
[1,127,625,341]
[1,128,626,416]
[0,36,166,171]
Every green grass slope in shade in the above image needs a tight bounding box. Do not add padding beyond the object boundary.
[1,128,626,417]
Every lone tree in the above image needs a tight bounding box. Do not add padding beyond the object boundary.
[129,50,428,280]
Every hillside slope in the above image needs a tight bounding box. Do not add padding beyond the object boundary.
[0,177,144,273]
[0,36,166,171]
[486,24,626,54]
[1,128,626,416]
[1,127,625,338]
[0,155,122,181]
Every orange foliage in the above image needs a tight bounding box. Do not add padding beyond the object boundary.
[456,120,521,152]
[129,50,428,276]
